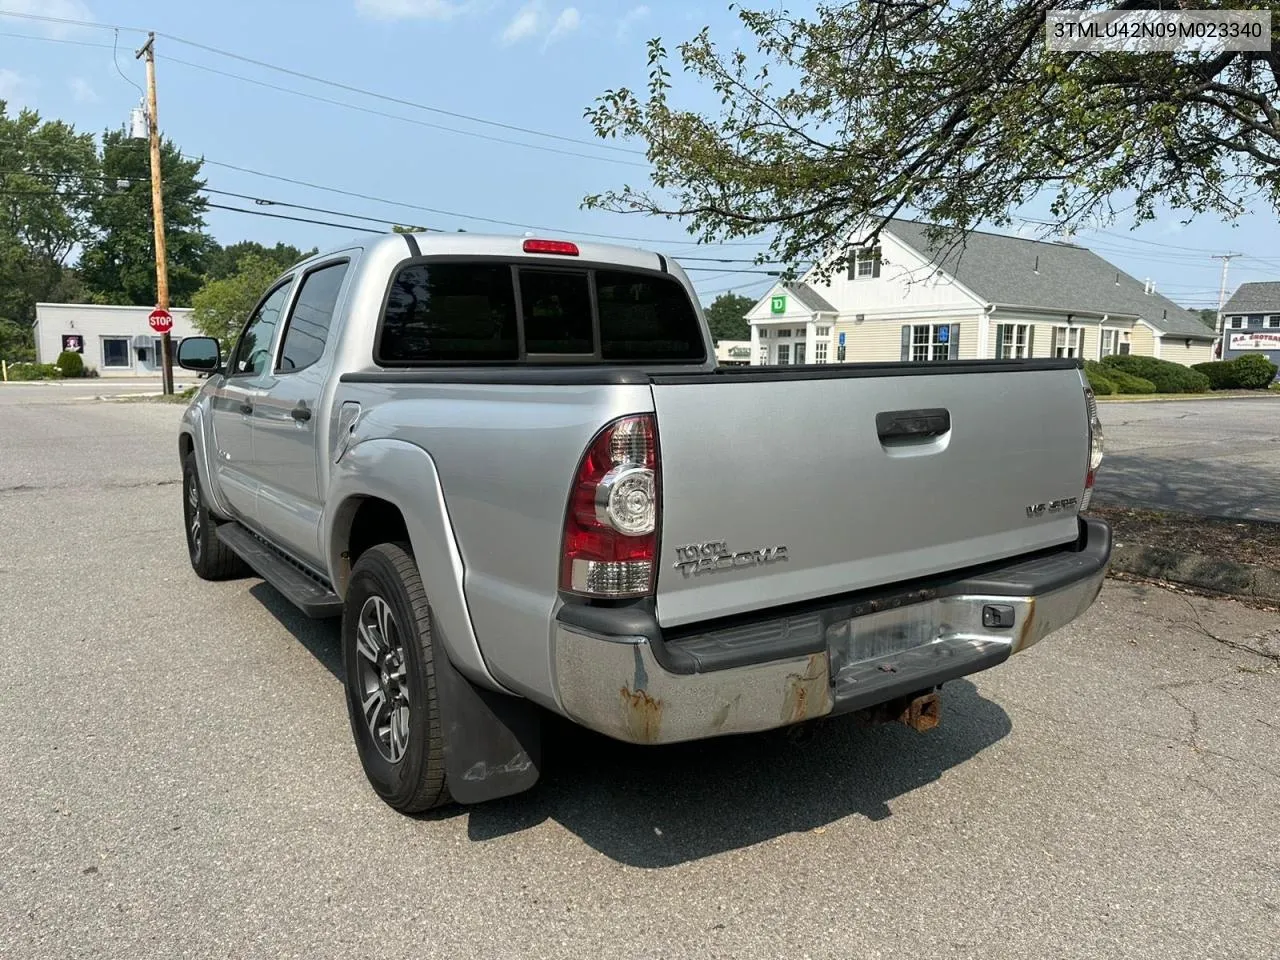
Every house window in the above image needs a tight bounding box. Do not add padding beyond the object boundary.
[851,246,882,280]
[776,343,790,365]
[1052,326,1083,358]
[1119,332,1132,355]
[911,324,951,362]
[1267,316,1280,329]
[816,325,831,336]
[1100,328,1125,357]
[758,328,769,338]
[776,328,792,338]
[995,323,1031,359]
[102,337,131,369]
[814,341,828,363]
[1228,316,1246,329]
[794,342,807,365]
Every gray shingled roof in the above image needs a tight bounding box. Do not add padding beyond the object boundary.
[888,220,1215,339]
[784,281,838,315]
[1222,281,1280,314]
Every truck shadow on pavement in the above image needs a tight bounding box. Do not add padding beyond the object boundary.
[250,582,1012,868]
[462,682,1010,867]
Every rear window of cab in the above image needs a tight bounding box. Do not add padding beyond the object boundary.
[375,261,707,365]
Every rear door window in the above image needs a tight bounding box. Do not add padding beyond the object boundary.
[378,262,518,364]
[277,261,349,373]
[596,270,706,362]
[518,269,593,355]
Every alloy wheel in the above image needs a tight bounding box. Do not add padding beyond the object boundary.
[355,595,411,763]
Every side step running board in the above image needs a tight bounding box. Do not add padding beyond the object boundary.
[216,522,343,619]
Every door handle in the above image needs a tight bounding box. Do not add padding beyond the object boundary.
[876,408,951,443]
[239,401,254,416]
[290,403,312,423]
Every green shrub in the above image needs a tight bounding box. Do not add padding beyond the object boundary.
[1233,353,1279,389]
[1191,359,1239,389]
[56,350,85,378]
[1106,370,1157,394]
[1192,354,1280,390]
[5,362,63,381]
[1101,354,1210,393]
[1083,362,1115,395]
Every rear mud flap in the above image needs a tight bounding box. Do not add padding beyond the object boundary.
[435,651,542,804]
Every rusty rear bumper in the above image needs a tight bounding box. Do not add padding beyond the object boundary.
[553,518,1110,745]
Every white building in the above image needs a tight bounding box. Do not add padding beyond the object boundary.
[714,339,752,365]
[35,303,199,377]
[745,220,1215,366]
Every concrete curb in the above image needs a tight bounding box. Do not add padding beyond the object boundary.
[1110,543,1280,604]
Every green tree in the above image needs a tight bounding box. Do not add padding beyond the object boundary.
[191,252,280,348]
[1193,308,1217,330]
[204,240,312,282]
[0,103,100,328]
[585,3,1280,273]
[703,292,754,342]
[80,130,211,306]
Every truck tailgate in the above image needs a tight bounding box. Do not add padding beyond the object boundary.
[650,362,1088,628]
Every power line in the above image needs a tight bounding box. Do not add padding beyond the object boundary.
[204,202,384,234]
[155,31,646,157]
[0,8,644,158]
[163,55,648,169]
[0,29,112,48]
[182,154,767,248]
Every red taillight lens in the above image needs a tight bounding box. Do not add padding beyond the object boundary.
[523,238,579,256]
[560,414,659,597]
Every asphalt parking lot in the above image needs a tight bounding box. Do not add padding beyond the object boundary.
[2,386,1278,959]
[1093,396,1280,520]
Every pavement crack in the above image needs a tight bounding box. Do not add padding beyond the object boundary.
[0,479,179,495]
[1174,594,1280,664]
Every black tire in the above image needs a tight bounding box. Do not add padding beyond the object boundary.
[182,452,249,581]
[342,542,450,813]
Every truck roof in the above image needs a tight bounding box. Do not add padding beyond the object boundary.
[291,231,670,275]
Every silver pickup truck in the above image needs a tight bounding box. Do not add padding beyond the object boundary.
[176,232,1111,813]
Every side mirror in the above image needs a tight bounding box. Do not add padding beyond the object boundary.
[177,336,222,373]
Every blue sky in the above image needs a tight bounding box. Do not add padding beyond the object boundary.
[1,0,1277,311]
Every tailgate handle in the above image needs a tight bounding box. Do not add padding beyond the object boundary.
[876,408,951,443]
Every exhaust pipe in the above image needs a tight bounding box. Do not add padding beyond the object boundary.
[898,691,940,732]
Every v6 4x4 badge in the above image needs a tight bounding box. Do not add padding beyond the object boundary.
[673,540,789,577]
[1025,496,1078,519]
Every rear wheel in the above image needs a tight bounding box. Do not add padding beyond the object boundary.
[342,542,450,813]
[182,452,248,580]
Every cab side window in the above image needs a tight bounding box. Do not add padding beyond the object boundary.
[277,261,350,373]
[229,280,292,377]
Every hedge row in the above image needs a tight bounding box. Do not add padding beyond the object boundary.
[1191,353,1279,390]
[1100,354,1211,393]
[1084,360,1156,395]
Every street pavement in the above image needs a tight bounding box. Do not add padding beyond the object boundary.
[1093,396,1280,520]
[1,390,1278,959]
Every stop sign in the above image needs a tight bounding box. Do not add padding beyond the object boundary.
[148,307,173,334]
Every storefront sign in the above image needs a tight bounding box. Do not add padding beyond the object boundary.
[61,334,84,353]
[1229,332,1280,351]
[770,295,786,314]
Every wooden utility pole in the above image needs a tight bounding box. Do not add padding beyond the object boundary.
[136,32,174,395]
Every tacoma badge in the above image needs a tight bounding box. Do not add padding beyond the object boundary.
[673,540,789,577]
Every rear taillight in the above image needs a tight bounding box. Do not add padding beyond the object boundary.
[523,238,579,256]
[560,414,659,598]
[1081,385,1104,510]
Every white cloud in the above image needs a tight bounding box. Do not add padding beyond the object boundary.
[615,4,649,40]
[543,6,579,47]
[501,1,543,45]
[354,0,468,19]
[0,69,32,108]
[0,0,94,38]
[69,77,99,103]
